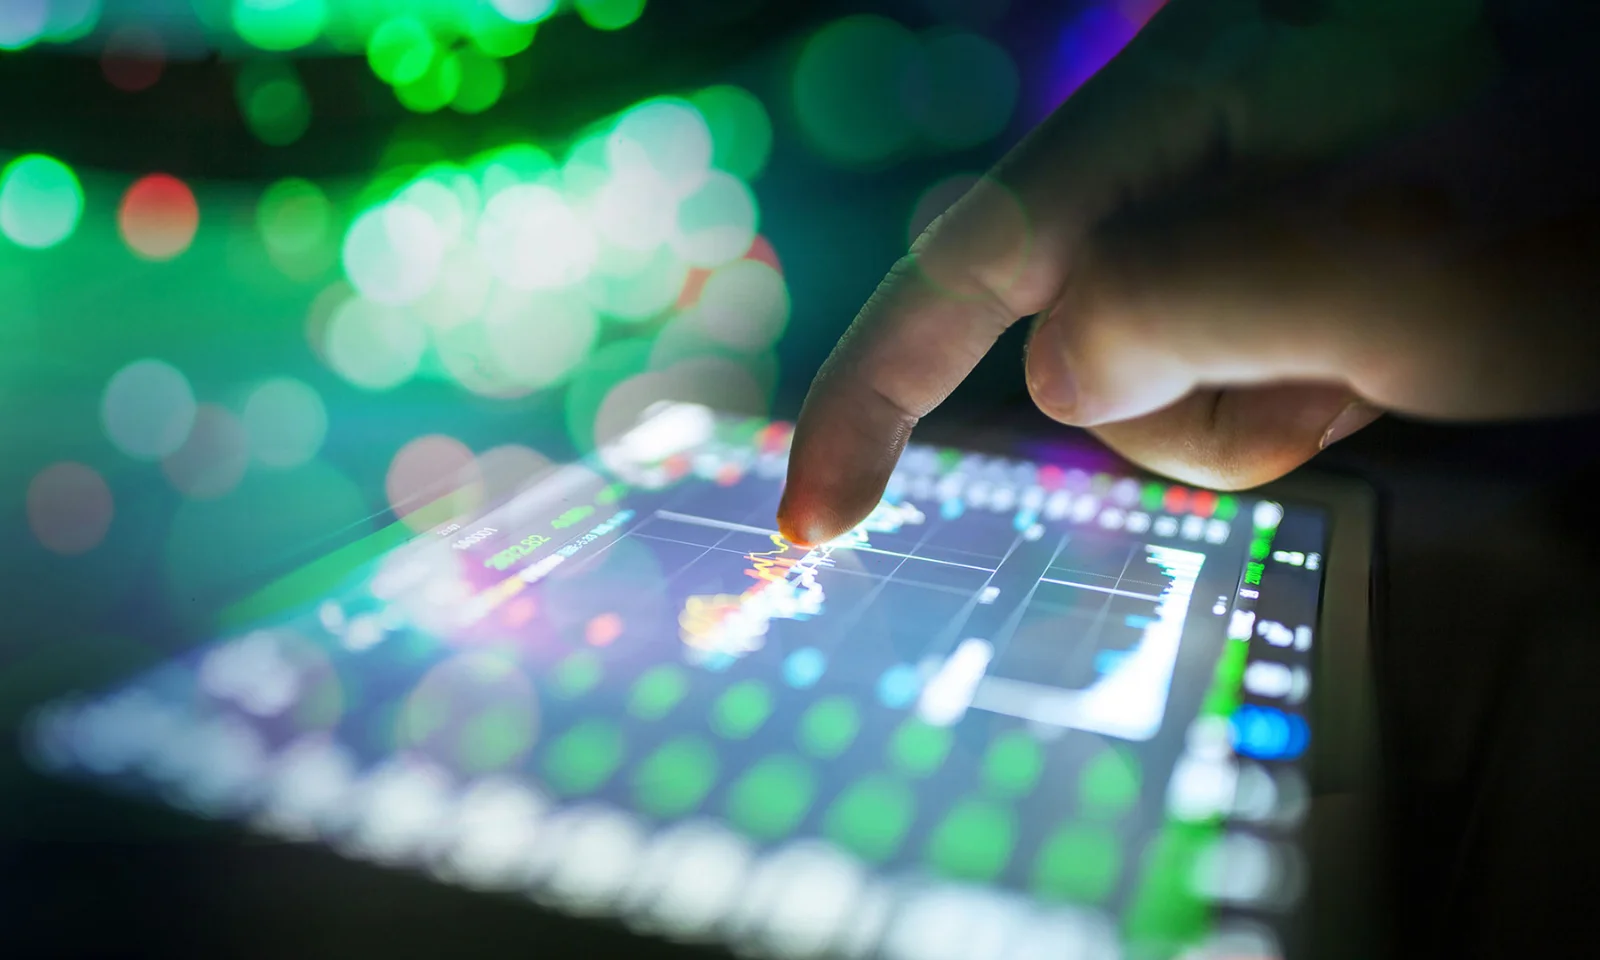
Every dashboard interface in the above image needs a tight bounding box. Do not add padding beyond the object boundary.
[25,404,1330,960]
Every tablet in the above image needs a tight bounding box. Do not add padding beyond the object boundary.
[22,402,1379,960]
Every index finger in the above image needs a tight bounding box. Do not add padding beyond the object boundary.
[777,48,1228,546]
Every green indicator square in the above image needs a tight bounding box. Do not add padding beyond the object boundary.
[1140,481,1165,513]
[710,680,773,739]
[981,729,1043,797]
[542,719,624,796]
[726,754,815,840]
[797,696,860,759]
[1249,536,1272,561]
[628,664,688,721]
[1124,823,1213,947]
[633,736,719,818]
[937,448,961,470]
[551,650,602,699]
[1033,823,1122,903]
[888,718,951,778]
[1080,749,1141,820]
[925,799,1016,882]
[1213,495,1239,521]
[824,775,915,863]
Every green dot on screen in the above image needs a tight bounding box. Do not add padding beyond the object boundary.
[797,696,859,759]
[575,0,646,31]
[633,735,718,818]
[1140,481,1166,513]
[925,799,1016,881]
[726,754,814,840]
[982,729,1043,797]
[451,48,506,114]
[552,650,602,699]
[888,717,951,777]
[1213,495,1239,521]
[689,85,773,180]
[469,18,536,59]
[0,154,83,250]
[257,178,331,256]
[1080,749,1142,820]
[542,719,624,795]
[792,15,921,165]
[458,703,533,772]
[710,679,772,740]
[368,16,436,86]
[824,775,914,862]
[1033,823,1122,903]
[628,664,688,720]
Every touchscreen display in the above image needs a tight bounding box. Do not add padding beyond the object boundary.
[24,404,1329,960]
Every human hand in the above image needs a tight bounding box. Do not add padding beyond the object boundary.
[779,0,1600,546]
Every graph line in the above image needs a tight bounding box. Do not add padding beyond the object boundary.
[1038,578,1163,603]
[653,510,778,537]
[830,544,995,572]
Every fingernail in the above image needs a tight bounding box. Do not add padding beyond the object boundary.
[1320,400,1382,450]
[1026,318,1077,420]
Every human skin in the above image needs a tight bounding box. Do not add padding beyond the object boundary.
[778,0,1600,547]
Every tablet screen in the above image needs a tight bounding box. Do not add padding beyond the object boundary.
[25,404,1329,960]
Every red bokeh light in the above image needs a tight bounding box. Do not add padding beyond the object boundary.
[744,234,781,273]
[119,174,200,261]
[101,26,166,93]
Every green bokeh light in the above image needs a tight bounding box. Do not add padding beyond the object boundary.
[451,48,506,114]
[233,0,327,52]
[689,85,773,180]
[368,16,436,86]
[793,15,923,165]
[911,31,1019,150]
[0,0,47,51]
[257,177,332,259]
[468,14,536,59]
[0,154,84,250]
[43,0,101,44]
[575,0,646,32]
[239,63,313,146]
[397,50,463,114]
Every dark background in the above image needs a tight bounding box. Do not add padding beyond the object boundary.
[5,1,1600,956]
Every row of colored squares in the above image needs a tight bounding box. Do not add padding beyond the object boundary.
[893,471,1239,521]
[535,725,1139,900]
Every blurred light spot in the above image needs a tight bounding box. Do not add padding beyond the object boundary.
[623,821,753,936]
[539,805,646,911]
[793,16,923,165]
[101,24,165,92]
[397,49,462,113]
[468,11,536,58]
[671,171,757,268]
[586,241,689,321]
[415,247,492,330]
[608,98,712,194]
[476,185,595,290]
[238,60,312,146]
[907,172,982,246]
[257,734,356,840]
[162,403,251,499]
[475,443,552,501]
[911,31,1019,149]
[436,777,549,890]
[690,85,772,180]
[728,842,865,957]
[400,651,538,773]
[0,154,83,249]
[256,177,333,278]
[490,0,556,25]
[1047,3,1144,112]
[27,461,113,555]
[482,288,600,391]
[451,47,506,114]
[586,613,623,647]
[744,234,781,273]
[593,358,765,448]
[397,177,467,249]
[575,0,646,32]
[387,434,484,530]
[242,377,327,468]
[305,279,353,362]
[118,174,199,261]
[43,0,102,44]
[345,758,457,865]
[326,297,426,390]
[594,167,679,253]
[474,142,557,200]
[0,0,47,50]
[233,0,326,52]
[101,358,196,460]
[342,202,444,305]
[368,16,436,86]
[694,259,789,353]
